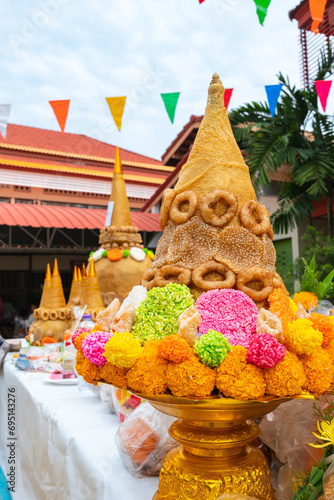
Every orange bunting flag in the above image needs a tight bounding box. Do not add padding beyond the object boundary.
[49,100,70,134]
[309,0,327,34]
[105,97,127,132]
[224,89,233,110]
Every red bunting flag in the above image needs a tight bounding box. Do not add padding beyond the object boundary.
[49,100,70,134]
[309,0,327,34]
[224,89,233,110]
[199,0,206,3]
[314,80,332,112]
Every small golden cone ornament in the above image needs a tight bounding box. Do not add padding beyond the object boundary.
[39,263,52,309]
[95,147,152,305]
[48,258,66,309]
[83,258,104,311]
[146,73,286,305]
[67,266,82,307]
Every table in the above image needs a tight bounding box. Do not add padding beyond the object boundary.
[0,356,159,500]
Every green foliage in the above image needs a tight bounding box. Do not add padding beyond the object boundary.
[295,227,334,301]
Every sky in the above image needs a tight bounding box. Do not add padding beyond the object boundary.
[0,0,303,160]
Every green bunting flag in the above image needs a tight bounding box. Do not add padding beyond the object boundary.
[160,92,180,124]
[253,0,272,25]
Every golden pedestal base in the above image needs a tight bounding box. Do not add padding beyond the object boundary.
[133,393,314,500]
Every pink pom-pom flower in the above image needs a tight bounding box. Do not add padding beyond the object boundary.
[246,333,286,369]
[195,289,258,348]
[81,331,112,366]
[72,327,90,344]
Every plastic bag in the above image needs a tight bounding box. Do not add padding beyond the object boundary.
[99,383,115,414]
[111,386,143,422]
[115,401,177,477]
[314,300,334,316]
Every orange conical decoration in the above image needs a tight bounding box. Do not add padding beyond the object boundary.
[39,263,53,309]
[47,258,66,308]
[83,258,104,310]
[109,147,133,228]
[67,266,82,307]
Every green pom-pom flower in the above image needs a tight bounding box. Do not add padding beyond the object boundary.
[123,249,130,258]
[102,251,107,258]
[88,251,94,258]
[143,248,148,255]
[132,284,194,344]
[194,330,231,368]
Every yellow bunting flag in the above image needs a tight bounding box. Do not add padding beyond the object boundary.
[105,96,127,132]
[49,100,70,133]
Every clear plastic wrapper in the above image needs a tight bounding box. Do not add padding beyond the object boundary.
[115,401,177,477]
[111,386,143,422]
[314,300,334,316]
[99,383,115,414]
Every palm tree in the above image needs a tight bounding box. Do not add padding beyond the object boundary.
[229,48,334,237]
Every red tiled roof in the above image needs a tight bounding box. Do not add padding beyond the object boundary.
[161,115,202,162]
[0,124,165,169]
[0,203,160,231]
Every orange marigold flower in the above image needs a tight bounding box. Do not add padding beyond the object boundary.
[99,362,128,389]
[41,336,57,345]
[310,313,334,347]
[91,323,103,333]
[73,331,89,350]
[158,335,191,363]
[300,348,332,394]
[323,340,334,383]
[166,354,215,397]
[215,346,266,400]
[293,292,318,312]
[81,358,101,386]
[75,349,85,376]
[264,350,305,397]
[127,340,168,395]
[268,288,294,338]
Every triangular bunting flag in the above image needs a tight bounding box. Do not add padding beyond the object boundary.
[49,100,70,133]
[265,84,283,117]
[309,0,327,34]
[253,0,272,25]
[224,89,233,110]
[315,80,332,112]
[161,92,180,124]
[199,0,206,3]
[105,97,127,132]
[0,105,11,139]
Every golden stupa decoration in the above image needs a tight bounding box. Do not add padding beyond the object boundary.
[67,266,82,307]
[29,259,74,342]
[94,147,152,305]
[142,74,286,308]
[82,258,105,320]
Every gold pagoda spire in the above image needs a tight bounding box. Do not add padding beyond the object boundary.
[39,263,53,309]
[83,258,104,309]
[67,266,81,307]
[49,258,66,308]
[109,146,133,227]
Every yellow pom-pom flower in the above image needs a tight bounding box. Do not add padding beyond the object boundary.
[103,332,142,369]
[293,292,318,312]
[215,346,266,400]
[284,319,323,355]
[166,354,215,398]
[300,348,332,394]
[264,350,306,397]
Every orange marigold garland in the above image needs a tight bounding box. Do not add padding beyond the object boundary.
[310,313,334,347]
[127,340,168,395]
[215,346,266,400]
[293,291,318,312]
[75,349,85,376]
[158,335,191,363]
[299,348,333,394]
[81,358,100,386]
[99,361,128,389]
[73,331,90,351]
[264,350,305,397]
[268,288,294,337]
[166,354,215,397]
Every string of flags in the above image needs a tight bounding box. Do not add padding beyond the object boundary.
[0,80,332,139]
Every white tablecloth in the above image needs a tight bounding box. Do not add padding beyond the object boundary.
[0,356,158,500]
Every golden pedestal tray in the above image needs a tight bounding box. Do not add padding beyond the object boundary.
[133,392,314,500]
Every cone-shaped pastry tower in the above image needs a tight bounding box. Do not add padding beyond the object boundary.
[39,263,52,309]
[67,266,82,307]
[29,259,75,342]
[94,148,152,305]
[143,74,285,307]
[82,259,104,317]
